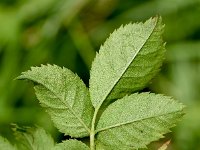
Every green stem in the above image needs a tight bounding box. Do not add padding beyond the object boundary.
[90,108,99,150]
[90,129,95,150]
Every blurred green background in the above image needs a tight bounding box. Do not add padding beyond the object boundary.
[0,0,200,149]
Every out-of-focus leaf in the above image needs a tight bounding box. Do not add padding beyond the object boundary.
[0,136,17,150]
[53,140,89,150]
[13,125,54,150]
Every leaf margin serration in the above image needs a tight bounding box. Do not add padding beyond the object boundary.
[17,64,94,138]
[89,16,166,109]
[95,92,185,150]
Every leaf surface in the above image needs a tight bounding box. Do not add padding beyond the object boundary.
[89,16,165,108]
[17,64,94,137]
[96,93,184,150]
[0,136,17,150]
[53,140,89,150]
[13,125,54,150]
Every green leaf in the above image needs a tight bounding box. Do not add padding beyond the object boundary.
[89,16,165,108]
[0,136,17,150]
[17,64,94,137]
[12,125,54,150]
[53,140,90,150]
[18,65,93,137]
[96,93,184,150]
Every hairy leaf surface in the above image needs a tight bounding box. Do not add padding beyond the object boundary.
[96,93,184,150]
[13,125,54,150]
[53,140,89,150]
[89,16,165,108]
[17,64,94,137]
[0,136,16,150]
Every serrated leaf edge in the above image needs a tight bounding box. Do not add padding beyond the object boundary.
[95,110,183,133]
[92,16,162,110]
[17,64,91,134]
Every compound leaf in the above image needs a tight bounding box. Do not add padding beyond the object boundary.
[53,140,89,150]
[0,136,17,150]
[89,16,165,108]
[17,64,94,137]
[96,93,184,150]
[13,125,54,150]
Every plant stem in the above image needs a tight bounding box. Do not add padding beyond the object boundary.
[90,108,99,150]
[90,129,95,150]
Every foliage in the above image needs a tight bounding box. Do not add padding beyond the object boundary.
[0,0,200,149]
[18,64,94,138]
[0,136,16,150]
[1,125,90,150]
[0,16,184,150]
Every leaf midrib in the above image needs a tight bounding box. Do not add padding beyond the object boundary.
[63,75,91,133]
[25,76,91,134]
[95,110,181,133]
[96,18,158,110]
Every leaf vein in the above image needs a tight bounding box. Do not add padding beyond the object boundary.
[95,110,181,133]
